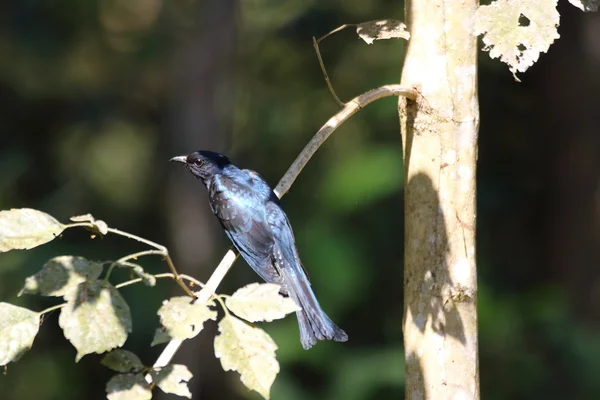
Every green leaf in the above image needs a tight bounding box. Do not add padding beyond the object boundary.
[155,296,217,342]
[0,303,40,365]
[150,364,193,398]
[19,255,104,297]
[59,281,132,361]
[0,208,65,252]
[356,20,410,45]
[214,314,279,400]
[226,283,300,323]
[101,349,145,373]
[474,0,560,79]
[106,373,152,400]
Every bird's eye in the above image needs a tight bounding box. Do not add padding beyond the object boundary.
[193,159,204,166]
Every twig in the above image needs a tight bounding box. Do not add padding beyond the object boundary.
[275,84,418,197]
[147,84,418,379]
[313,25,357,107]
[66,223,196,298]
[146,250,238,381]
[313,37,344,107]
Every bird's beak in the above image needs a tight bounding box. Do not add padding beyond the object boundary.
[170,155,187,164]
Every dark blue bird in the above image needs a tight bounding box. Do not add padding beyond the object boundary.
[170,150,347,349]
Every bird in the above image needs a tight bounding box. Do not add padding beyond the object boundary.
[170,150,347,349]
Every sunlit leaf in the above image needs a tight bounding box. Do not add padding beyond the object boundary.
[356,20,410,44]
[214,314,279,400]
[106,373,152,400]
[226,283,300,323]
[150,364,193,398]
[101,349,145,373]
[154,296,216,342]
[0,303,40,365]
[59,281,132,361]
[0,208,65,252]
[474,0,560,79]
[19,255,104,297]
[70,213,108,235]
[150,328,171,347]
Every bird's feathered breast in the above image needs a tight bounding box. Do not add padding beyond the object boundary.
[208,169,276,266]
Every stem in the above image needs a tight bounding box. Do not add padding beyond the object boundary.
[39,303,66,315]
[313,36,344,107]
[65,222,195,298]
[115,273,202,289]
[274,84,418,198]
[105,249,164,281]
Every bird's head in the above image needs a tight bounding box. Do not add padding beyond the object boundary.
[170,150,231,183]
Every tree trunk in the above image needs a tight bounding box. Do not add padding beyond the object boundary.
[399,0,480,399]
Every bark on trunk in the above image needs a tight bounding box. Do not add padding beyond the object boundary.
[399,0,480,398]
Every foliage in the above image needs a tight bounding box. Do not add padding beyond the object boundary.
[0,209,299,399]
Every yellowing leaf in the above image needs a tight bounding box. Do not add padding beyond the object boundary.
[226,283,300,322]
[0,208,65,252]
[106,373,152,400]
[59,281,132,361]
[101,349,145,373]
[214,315,279,400]
[19,255,104,297]
[356,20,410,44]
[0,303,40,365]
[474,0,560,79]
[154,296,217,342]
[150,364,193,398]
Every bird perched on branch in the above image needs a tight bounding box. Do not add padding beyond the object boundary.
[170,150,347,349]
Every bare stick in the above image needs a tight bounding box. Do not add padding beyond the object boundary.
[147,83,418,380]
[313,37,344,107]
[275,84,418,197]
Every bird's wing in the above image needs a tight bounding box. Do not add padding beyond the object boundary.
[209,173,282,285]
[266,201,311,282]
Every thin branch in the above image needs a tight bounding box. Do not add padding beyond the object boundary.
[66,223,196,298]
[275,84,418,197]
[313,36,344,107]
[147,249,238,381]
[313,24,357,106]
[146,84,418,380]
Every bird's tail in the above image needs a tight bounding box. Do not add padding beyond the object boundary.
[279,262,348,350]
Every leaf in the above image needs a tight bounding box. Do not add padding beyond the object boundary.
[568,0,598,11]
[101,349,145,373]
[214,315,279,400]
[150,328,171,347]
[106,373,152,400]
[19,255,104,297]
[356,20,410,44]
[59,281,132,361]
[150,364,193,398]
[155,296,217,342]
[0,208,65,252]
[474,0,560,79]
[225,283,300,323]
[70,213,108,235]
[0,303,40,365]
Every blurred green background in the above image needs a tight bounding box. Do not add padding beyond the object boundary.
[1,1,600,399]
